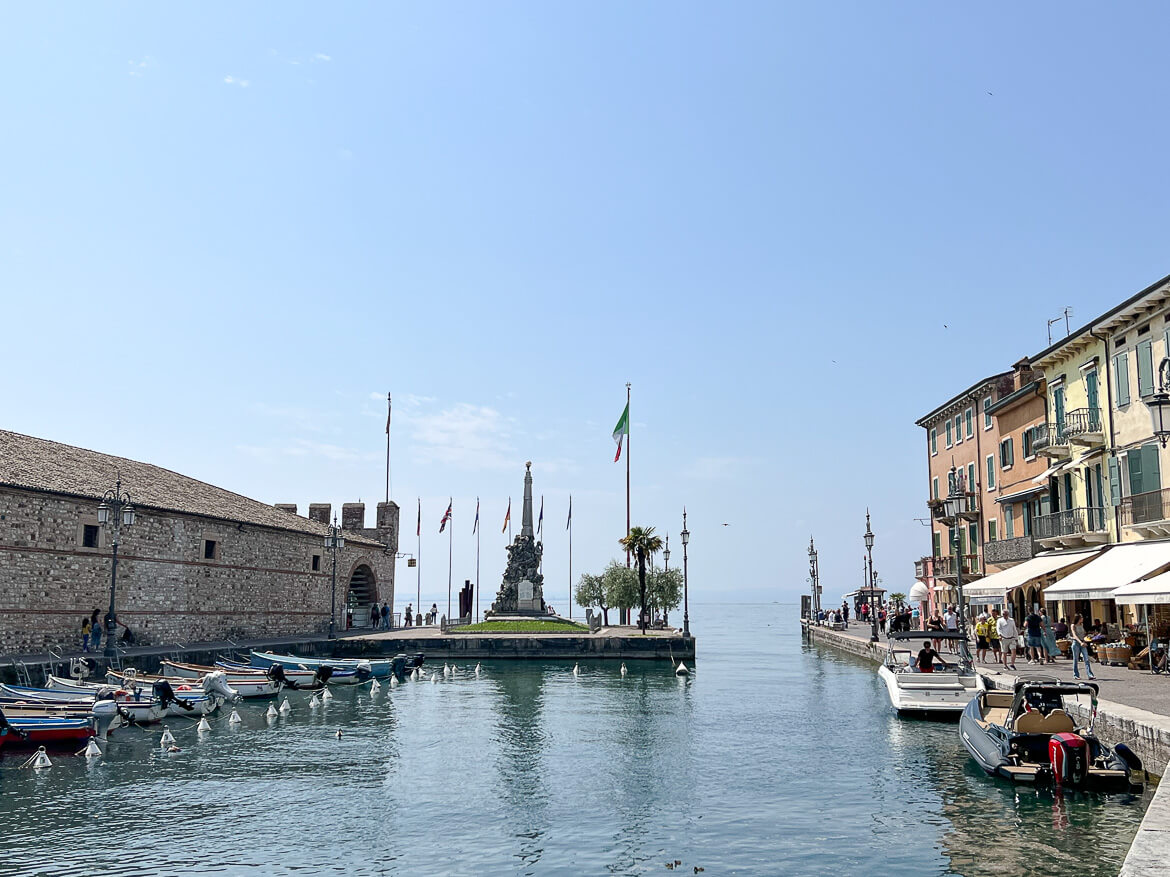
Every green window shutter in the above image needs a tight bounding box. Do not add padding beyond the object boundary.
[933,477,939,500]
[930,428,937,454]
[1005,504,1015,539]
[965,408,973,438]
[986,455,995,489]
[1128,449,1145,496]
[1138,340,1155,397]
[968,462,976,494]
[968,522,977,554]
[1008,437,1014,466]
[1144,443,1162,492]
[932,531,941,557]
[1086,370,1099,414]
[1109,455,1122,506]
[988,519,997,542]
[1116,353,1131,406]
[946,421,953,446]
[1054,387,1065,429]
[1063,472,1073,508]
[983,398,992,429]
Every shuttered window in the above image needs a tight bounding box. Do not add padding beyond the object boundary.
[1000,437,1014,468]
[983,397,992,429]
[1004,504,1015,539]
[945,420,953,447]
[965,408,974,439]
[930,428,937,455]
[1138,340,1155,398]
[1115,352,1131,406]
[986,454,996,490]
[988,519,998,542]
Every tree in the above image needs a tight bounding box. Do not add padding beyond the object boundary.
[619,525,663,633]
[574,572,610,626]
[603,560,639,618]
[647,567,683,622]
[889,592,906,611]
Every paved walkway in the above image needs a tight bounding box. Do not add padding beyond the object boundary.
[815,622,1170,716]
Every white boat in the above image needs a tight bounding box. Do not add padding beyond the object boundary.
[47,674,225,718]
[163,660,318,691]
[6,681,165,728]
[877,631,985,717]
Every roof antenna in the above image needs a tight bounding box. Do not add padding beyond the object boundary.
[1047,307,1074,344]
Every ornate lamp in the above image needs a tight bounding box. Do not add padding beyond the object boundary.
[1149,358,1170,448]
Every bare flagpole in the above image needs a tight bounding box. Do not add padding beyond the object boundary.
[416,498,421,624]
[625,382,631,624]
[475,498,481,623]
[385,393,392,503]
[568,495,573,620]
[447,499,453,622]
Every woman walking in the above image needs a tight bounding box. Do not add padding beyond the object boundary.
[81,616,91,652]
[1070,613,1097,680]
[1040,609,1059,664]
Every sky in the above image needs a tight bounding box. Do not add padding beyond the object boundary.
[4,4,1170,617]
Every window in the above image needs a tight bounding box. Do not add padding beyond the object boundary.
[1126,443,1162,496]
[203,539,218,560]
[1023,426,1034,458]
[312,554,321,571]
[967,522,978,554]
[954,415,963,443]
[82,524,99,548]
[1000,437,1014,468]
[983,397,993,430]
[965,407,974,439]
[1004,504,1015,539]
[930,427,937,456]
[1115,352,1131,406]
[945,420,953,447]
[986,454,996,490]
[932,476,939,500]
[967,462,976,494]
[932,531,941,558]
[988,519,998,542]
[1138,339,1154,397]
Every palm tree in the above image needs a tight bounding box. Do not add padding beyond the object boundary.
[619,526,663,633]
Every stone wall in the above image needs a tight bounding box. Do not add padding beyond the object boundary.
[0,486,396,655]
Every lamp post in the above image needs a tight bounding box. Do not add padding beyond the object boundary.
[97,478,135,658]
[942,467,971,661]
[808,537,821,622]
[1149,357,1170,447]
[324,514,345,638]
[680,511,690,639]
[864,510,878,642]
[662,535,671,627]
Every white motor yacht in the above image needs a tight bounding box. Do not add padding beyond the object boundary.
[878,630,985,717]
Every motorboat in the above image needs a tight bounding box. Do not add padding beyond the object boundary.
[878,631,985,717]
[249,651,425,682]
[163,659,319,691]
[2,682,165,727]
[45,674,224,718]
[0,706,94,751]
[960,677,1144,790]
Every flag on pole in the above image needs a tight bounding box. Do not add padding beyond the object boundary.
[386,393,392,434]
[416,498,421,537]
[439,499,452,533]
[473,498,480,534]
[612,402,630,462]
[502,498,511,533]
[566,495,572,530]
[538,496,544,536]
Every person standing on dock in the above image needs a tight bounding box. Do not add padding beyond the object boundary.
[943,606,958,652]
[987,609,1002,664]
[841,602,849,628]
[997,609,1019,670]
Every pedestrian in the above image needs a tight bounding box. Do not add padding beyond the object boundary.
[89,608,103,652]
[842,602,850,627]
[911,605,920,630]
[381,601,390,630]
[81,616,91,652]
[346,607,353,630]
[430,603,438,625]
[404,604,413,627]
[997,608,1019,670]
[988,608,1002,664]
[878,606,887,633]
[1024,607,1044,663]
[369,603,380,629]
[1040,608,1059,664]
[1070,613,1097,680]
[927,611,945,652]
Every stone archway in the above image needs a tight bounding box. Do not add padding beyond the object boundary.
[345,563,378,627]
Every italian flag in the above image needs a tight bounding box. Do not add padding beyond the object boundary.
[612,402,629,462]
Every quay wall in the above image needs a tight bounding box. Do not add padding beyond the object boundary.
[804,622,1170,776]
[335,634,695,662]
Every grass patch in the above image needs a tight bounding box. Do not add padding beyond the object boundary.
[460,619,590,633]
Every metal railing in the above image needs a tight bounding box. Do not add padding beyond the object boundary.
[983,535,1036,565]
[1034,506,1107,539]
[1062,407,1103,440]
[1031,422,1069,454]
[1120,487,1170,528]
[931,553,981,579]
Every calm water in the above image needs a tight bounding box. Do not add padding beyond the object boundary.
[0,604,1152,876]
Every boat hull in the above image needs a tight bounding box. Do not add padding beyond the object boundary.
[878,665,985,718]
[0,716,94,751]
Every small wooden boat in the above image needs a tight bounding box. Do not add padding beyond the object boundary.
[960,678,1143,790]
[162,659,318,691]
[0,707,94,751]
[46,675,224,718]
[249,651,424,681]
[878,631,985,718]
[0,701,122,739]
[3,682,165,726]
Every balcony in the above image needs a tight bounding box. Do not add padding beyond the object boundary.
[914,556,932,579]
[1120,487,1170,537]
[931,553,983,582]
[1062,408,1104,446]
[928,492,980,524]
[1031,422,1071,458]
[983,535,1037,567]
[1034,506,1109,548]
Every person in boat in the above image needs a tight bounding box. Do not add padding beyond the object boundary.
[1071,614,1097,680]
[916,641,949,674]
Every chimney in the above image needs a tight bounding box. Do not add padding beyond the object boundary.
[274,503,298,515]
[308,503,331,525]
[377,501,400,552]
[342,502,365,531]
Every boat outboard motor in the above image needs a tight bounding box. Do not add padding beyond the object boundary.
[0,706,29,739]
[390,655,408,682]
[1049,733,1089,786]
[408,653,425,670]
[153,679,195,712]
[266,663,299,690]
[314,665,335,686]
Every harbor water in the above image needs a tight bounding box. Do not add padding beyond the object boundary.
[0,603,1153,876]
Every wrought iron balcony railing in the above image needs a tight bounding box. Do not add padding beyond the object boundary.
[931,553,981,579]
[1030,422,1069,455]
[1034,506,1107,540]
[1120,487,1170,528]
[1062,407,1103,441]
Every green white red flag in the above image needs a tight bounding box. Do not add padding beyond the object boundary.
[612,403,629,462]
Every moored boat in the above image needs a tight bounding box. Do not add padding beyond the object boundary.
[878,631,986,718]
[0,707,95,751]
[249,651,424,681]
[163,659,319,691]
[959,678,1143,791]
[3,682,164,727]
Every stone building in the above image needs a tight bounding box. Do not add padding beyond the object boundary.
[0,429,399,654]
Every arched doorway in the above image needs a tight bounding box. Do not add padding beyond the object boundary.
[345,564,378,628]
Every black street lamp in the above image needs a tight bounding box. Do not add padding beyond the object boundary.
[680,510,690,639]
[662,535,671,627]
[942,467,971,661]
[324,515,345,638]
[97,478,135,658]
[1149,358,1170,447]
[808,537,821,622]
[864,510,878,642]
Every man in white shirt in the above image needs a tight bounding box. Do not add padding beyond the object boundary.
[943,607,958,652]
[997,610,1019,670]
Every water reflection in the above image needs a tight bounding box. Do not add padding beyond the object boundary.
[490,665,548,871]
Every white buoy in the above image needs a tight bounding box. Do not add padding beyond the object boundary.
[675,662,690,676]
[228,709,242,724]
[475,663,482,676]
[620,663,628,677]
[160,727,176,749]
[83,738,102,758]
[321,687,334,701]
[309,694,321,709]
[431,672,437,684]
[412,667,421,681]
[197,717,212,732]
[279,698,292,714]
[32,747,52,769]
[389,676,398,688]
[443,663,450,676]
[266,703,279,719]
[370,679,381,692]
[573,663,580,676]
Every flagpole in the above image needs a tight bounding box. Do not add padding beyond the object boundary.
[625,381,631,624]
[447,499,453,622]
[568,496,573,620]
[475,499,481,623]
[385,392,391,503]
[416,499,421,624]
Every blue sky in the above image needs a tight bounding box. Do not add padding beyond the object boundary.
[4,4,1170,615]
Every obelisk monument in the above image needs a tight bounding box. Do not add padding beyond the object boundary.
[488,462,546,617]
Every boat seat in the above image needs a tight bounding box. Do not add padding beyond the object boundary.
[1013,708,1075,734]
[983,707,1011,727]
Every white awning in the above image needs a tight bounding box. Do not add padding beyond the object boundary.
[963,548,1102,600]
[1044,542,1170,602]
[1112,571,1170,605]
[1031,461,1068,484]
[908,582,929,602]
